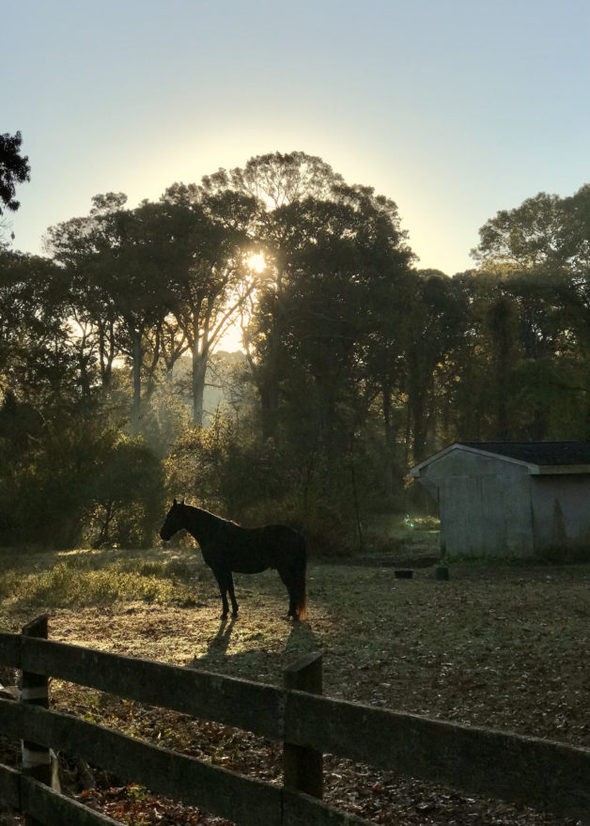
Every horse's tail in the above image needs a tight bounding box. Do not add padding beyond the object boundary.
[294,533,307,621]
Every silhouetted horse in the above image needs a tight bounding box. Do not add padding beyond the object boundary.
[159,499,307,621]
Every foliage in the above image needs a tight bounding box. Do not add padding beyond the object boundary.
[0,552,195,607]
[4,155,590,553]
[164,412,405,553]
[0,131,30,216]
[84,435,166,549]
[0,393,165,549]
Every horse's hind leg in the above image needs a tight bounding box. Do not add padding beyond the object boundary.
[212,568,233,618]
[225,571,239,617]
[278,539,307,621]
[278,566,298,619]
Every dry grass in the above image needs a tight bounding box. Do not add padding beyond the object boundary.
[1,538,589,825]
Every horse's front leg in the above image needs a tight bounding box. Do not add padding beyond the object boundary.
[214,568,238,618]
[212,568,231,618]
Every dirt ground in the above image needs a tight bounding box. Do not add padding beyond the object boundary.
[1,545,590,825]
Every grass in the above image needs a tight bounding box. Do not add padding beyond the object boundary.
[0,550,198,610]
[1,521,589,825]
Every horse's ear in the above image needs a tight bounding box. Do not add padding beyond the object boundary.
[173,498,177,506]
[181,498,185,505]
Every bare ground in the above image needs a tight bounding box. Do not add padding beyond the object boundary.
[2,544,590,825]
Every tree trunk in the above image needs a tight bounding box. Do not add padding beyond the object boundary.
[191,317,210,427]
[381,385,397,499]
[192,349,208,427]
[130,331,143,436]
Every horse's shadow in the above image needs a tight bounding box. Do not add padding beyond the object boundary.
[186,615,321,675]
[201,616,237,662]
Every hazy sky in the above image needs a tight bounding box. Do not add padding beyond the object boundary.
[4,0,589,274]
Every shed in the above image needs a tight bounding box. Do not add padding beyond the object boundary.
[410,442,590,560]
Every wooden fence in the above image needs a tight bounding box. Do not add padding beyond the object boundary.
[1,616,589,825]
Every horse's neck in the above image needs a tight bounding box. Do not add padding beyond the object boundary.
[185,506,221,544]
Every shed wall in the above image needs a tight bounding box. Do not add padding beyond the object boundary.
[530,475,590,559]
[419,451,534,558]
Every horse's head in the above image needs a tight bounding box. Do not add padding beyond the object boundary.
[160,498,186,541]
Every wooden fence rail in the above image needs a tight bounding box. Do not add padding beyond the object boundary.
[1,619,589,825]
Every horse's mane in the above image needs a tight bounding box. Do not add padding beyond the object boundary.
[183,502,240,527]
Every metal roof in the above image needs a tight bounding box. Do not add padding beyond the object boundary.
[459,441,590,465]
[410,441,590,476]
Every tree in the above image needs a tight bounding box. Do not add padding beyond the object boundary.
[46,193,129,392]
[199,152,348,439]
[403,270,467,461]
[201,151,343,207]
[0,249,75,404]
[472,191,568,271]
[47,194,195,433]
[162,184,261,425]
[0,131,30,216]
[470,186,590,439]
[86,436,165,548]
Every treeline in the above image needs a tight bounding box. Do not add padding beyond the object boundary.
[1,151,589,550]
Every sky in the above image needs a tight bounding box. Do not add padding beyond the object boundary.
[3,0,590,275]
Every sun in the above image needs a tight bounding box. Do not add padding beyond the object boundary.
[246,251,267,273]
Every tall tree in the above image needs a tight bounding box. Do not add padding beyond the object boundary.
[471,186,588,438]
[162,185,260,425]
[403,271,467,461]
[0,249,73,404]
[47,194,190,433]
[200,151,414,443]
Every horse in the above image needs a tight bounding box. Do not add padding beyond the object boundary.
[159,499,307,621]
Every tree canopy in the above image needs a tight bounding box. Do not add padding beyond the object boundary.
[2,151,590,549]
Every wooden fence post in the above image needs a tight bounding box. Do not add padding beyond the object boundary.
[283,651,323,799]
[21,615,54,826]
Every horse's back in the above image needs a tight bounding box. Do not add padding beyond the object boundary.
[258,524,306,572]
[209,522,304,574]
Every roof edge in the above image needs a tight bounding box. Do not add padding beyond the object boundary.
[410,443,590,476]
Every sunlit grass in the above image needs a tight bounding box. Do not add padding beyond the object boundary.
[0,555,197,609]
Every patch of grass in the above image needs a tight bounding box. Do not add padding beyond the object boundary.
[3,556,196,609]
[0,568,21,601]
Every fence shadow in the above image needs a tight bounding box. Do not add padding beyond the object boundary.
[284,620,321,657]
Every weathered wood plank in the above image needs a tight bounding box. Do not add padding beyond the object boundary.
[1,703,373,826]
[3,632,590,820]
[0,699,282,826]
[282,790,372,826]
[284,690,590,821]
[0,763,20,809]
[0,764,121,825]
[21,616,52,826]
[0,633,21,669]
[11,634,282,739]
[20,774,121,826]
[283,652,323,798]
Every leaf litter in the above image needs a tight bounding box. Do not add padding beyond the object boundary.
[2,551,590,825]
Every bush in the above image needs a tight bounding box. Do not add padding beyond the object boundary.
[165,415,371,554]
[9,557,195,608]
[0,400,166,549]
[84,436,167,549]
